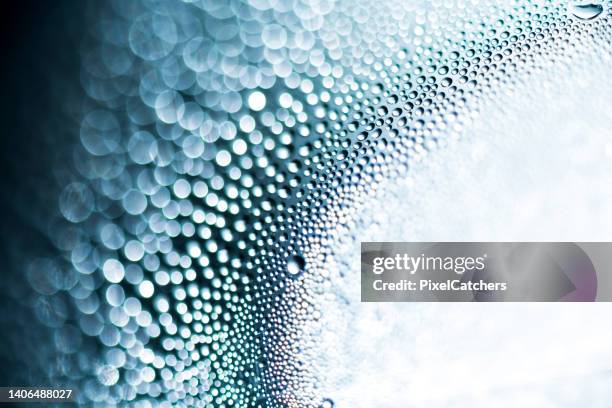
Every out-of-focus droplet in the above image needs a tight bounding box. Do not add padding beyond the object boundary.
[248,91,267,111]
[97,365,120,386]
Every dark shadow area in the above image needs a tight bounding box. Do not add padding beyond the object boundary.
[0,0,84,394]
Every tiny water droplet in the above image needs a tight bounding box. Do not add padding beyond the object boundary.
[570,3,604,20]
[286,255,306,276]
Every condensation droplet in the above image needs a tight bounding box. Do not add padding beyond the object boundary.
[320,398,335,408]
[570,3,604,20]
[97,365,120,386]
[287,255,306,276]
[248,91,267,111]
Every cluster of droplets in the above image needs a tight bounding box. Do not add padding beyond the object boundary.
[24,0,610,406]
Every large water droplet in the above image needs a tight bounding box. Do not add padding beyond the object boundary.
[320,398,334,408]
[287,255,306,276]
[570,3,604,20]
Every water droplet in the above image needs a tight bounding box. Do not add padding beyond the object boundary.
[97,365,120,386]
[320,398,334,408]
[248,91,267,111]
[59,182,95,223]
[286,255,306,276]
[570,3,604,20]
